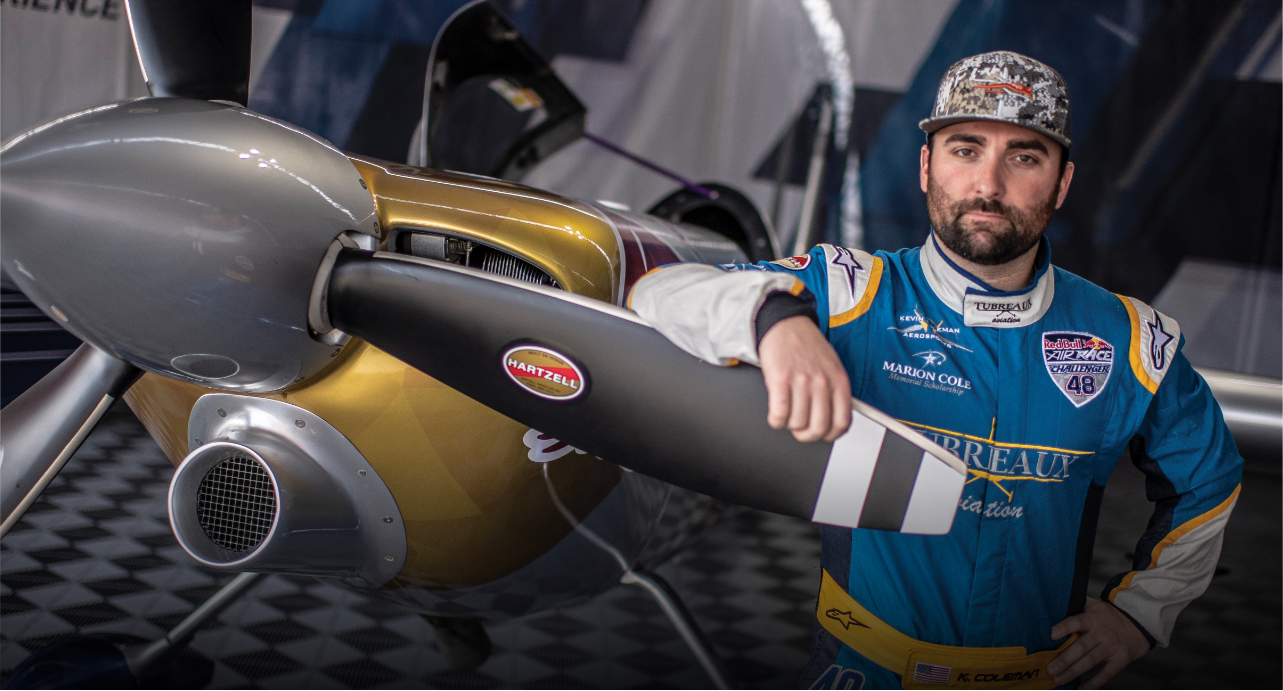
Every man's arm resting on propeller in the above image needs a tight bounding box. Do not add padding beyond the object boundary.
[757,303,850,443]
[630,264,851,443]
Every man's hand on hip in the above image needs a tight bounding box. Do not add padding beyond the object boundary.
[757,315,851,443]
[1048,597,1149,688]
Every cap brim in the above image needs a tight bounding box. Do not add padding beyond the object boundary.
[918,115,1071,149]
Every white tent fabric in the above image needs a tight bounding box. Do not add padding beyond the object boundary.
[524,0,956,250]
[525,0,824,227]
[1,4,148,142]
[1,4,291,144]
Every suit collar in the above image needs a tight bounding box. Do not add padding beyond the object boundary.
[920,231,1055,329]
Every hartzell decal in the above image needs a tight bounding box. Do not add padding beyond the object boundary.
[503,346,586,401]
[901,420,1091,501]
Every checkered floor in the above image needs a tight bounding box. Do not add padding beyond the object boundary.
[0,407,819,689]
[1,406,1278,689]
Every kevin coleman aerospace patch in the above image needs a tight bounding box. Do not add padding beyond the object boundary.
[1042,332,1113,407]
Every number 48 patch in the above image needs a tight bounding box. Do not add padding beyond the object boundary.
[1042,331,1114,408]
[1065,374,1097,396]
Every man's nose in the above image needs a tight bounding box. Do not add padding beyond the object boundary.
[972,154,1006,199]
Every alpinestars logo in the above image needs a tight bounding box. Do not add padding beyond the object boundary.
[831,247,863,298]
[824,609,869,630]
[1042,331,1113,407]
[1146,314,1174,371]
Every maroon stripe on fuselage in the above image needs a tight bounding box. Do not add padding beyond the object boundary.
[619,222,649,296]
[601,209,685,298]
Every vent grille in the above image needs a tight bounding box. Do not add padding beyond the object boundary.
[396,229,560,289]
[478,247,558,287]
[197,456,276,553]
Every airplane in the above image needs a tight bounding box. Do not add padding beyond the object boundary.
[0,1,972,687]
[5,1,1277,687]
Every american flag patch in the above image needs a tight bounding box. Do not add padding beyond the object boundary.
[913,662,951,685]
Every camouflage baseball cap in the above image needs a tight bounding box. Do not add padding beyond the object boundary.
[919,51,1072,148]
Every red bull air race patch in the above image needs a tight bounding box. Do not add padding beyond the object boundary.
[1042,332,1113,407]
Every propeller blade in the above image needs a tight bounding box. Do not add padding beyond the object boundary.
[1,344,141,537]
[125,0,252,104]
[327,251,967,534]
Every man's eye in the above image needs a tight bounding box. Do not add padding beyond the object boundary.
[1014,154,1036,164]
[954,148,974,157]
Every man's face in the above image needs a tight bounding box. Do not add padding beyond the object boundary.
[919,121,1073,266]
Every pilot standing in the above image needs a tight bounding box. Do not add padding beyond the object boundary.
[628,52,1243,689]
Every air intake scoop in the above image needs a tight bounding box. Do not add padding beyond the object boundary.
[169,394,406,586]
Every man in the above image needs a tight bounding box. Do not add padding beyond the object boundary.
[629,52,1242,689]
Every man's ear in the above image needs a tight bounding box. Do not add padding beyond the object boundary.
[919,144,930,193]
[1055,161,1075,209]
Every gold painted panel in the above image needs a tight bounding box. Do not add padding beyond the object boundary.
[125,161,627,589]
[349,156,623,303]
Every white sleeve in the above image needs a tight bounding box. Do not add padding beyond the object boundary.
[627,264,808,367]
[1109,493,1237,646]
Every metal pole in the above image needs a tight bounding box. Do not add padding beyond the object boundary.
[792,95,833,257]
[770,116,798,234]
[123,571,264,677]
[583,133,718,199]
[1,343,141,538]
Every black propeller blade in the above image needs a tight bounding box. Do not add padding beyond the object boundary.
[0,344,141,537]
[327,250,966,534]
[125,0,252,104]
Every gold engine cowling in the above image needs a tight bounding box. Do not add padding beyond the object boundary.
[125,158,625,590]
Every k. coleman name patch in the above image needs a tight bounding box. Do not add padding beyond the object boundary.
[503,346,586,401]
[1042,331,1113,407]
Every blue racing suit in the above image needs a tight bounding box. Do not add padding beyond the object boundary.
[628,233,1243,689]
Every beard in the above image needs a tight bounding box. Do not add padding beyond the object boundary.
[927,173,1058,266]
